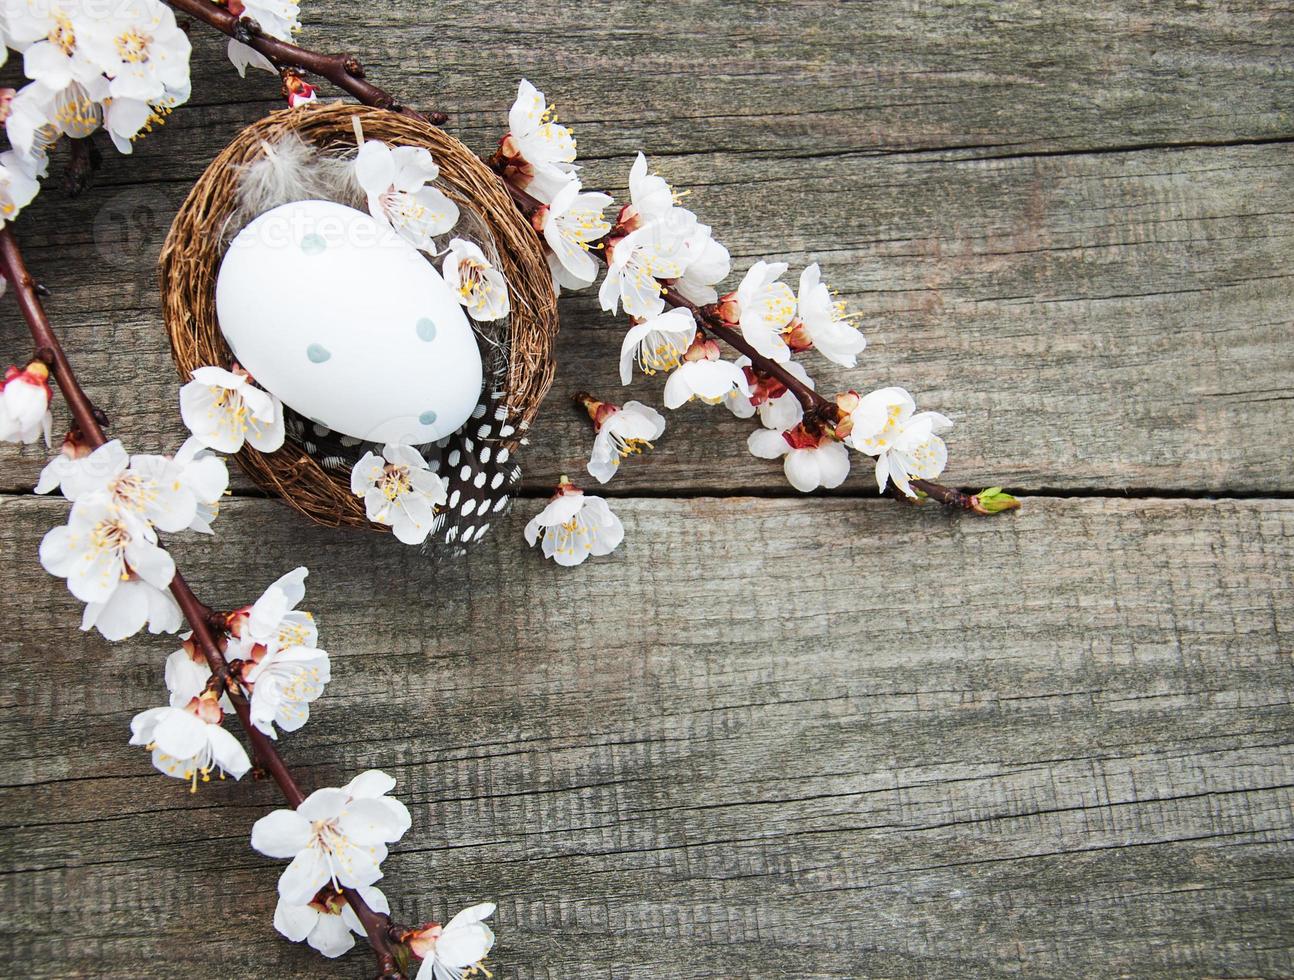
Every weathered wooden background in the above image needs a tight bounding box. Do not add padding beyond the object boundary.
[2,2,1293,977]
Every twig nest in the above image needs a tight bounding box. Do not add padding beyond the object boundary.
[159,103,558,531]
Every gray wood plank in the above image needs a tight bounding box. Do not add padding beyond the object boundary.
[4,139,1291,497]
[1,495,1291,978]
[0,0,1291,496]
[247,0,1294,157]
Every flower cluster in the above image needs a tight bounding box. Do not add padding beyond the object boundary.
[355,138,459,254]
[354,138,510,324]
[37,437,229,640]
[19,362,497,972]
[495,78,959,501]
[0,0,195,222]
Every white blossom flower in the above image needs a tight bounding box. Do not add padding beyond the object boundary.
[275,884,388,959]
[663,335,751,409]
[4,83,63,175]
[166,638,213,703]
[839,387,953,497]
[3,0,193,157]
[539,178,611,291]
[597,225,690,319]
[78,0,190,105]
[57,439,212,534]
[129,695,251,791]
[622,151,682,228]
[81,574,182,641]
[505,78,576,172]
[0,149,40,225]
[4,77,107,174]
[671,223,731,306]
[349,444,447,545]
[728,260,795,363]
[0,360,52,444]
[227,566,318,655]
[5,3,100,93]
[581,397,666,484]
[617,307,698,384]
[33,430,93,496]
[442,238,510,322]
[179,365,285,454]
[748,424,851,493]
[788,263,866,367]
[250,771,412,904]
[409,903,497,980]
[524,480,624,567]
[245,643,331,738]
[723,356,813,431]
[226,0,302,76]
[355,140,459,253]
[172,436,229,533]
[39,495,175,605]
[163,635,235,713]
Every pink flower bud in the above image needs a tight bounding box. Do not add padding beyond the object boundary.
[2,360,53,445]
[406,922,444,960]
[781,422,826,451]
[713,290,741,325]
[681,334,721,364]
[285,77,318,108]
[187,691,224,725]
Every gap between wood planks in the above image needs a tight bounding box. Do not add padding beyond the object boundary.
[34,131,1294,197]
[3,485,1294,500]
[552,132,1294,167]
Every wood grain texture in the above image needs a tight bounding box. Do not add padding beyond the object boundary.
[1,2,1291,495]
[1,496,1292,978]
[1,1,1293,978]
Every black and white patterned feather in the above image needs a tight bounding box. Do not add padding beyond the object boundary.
[285,350,523,556]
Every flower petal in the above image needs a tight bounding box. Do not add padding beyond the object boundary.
[251,808,312,859]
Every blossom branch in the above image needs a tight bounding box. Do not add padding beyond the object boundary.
[0,227,404,980]
[63,138,102,198]
[498,177,1008,513]
[162,0,448,125]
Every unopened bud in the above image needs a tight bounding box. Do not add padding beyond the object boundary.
[59,427,92,461]
[614,202,642,235]
[972,487,1020,515]
[713,291,740,325]
[404,922,444,959]
[573,391,617,430]
[784,318,813,352]
[189,691,223,725]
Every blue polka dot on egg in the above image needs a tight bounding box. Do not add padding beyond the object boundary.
[416,317,437,342]
[300,233,327,255]
[306,343,331,363]
[420,410,438,425]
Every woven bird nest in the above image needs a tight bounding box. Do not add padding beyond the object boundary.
[158,103,558,532]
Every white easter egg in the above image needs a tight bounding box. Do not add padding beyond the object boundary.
[216,199,484,445]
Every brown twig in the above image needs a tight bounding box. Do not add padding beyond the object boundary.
[0,227,404,980]
[500,178,997,512]
[163,0,448,125]
[63,137,102,197]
